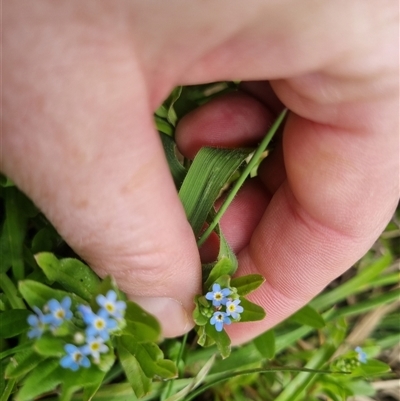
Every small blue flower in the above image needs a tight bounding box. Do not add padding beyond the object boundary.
[43,297,73,327]
[78,305,117,340]
[60,344,91,371]
[225,299,244,320]
[355,346,367,364]
[96,290,126,319]
[205,284,231,307]
[210,311,231,332]
[27,306,47,339]
[82,336,109,362]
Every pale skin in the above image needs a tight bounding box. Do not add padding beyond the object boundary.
[2,1,399,341]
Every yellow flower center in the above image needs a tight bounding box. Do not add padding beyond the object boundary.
[56,309,65,319]
[95,319,105,330]
[106,303,115,313]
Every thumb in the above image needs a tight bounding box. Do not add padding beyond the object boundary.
[2,1,201,337]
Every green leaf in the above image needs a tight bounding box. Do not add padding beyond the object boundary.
[205,323,231,359]
[253,330,275,359]
[5,348,46,379]
[238,298,266,322]
[19,280,85,311]
[352,359,391,377]
[136,343,177,379]
[155,116,173,135]
[31,227,59,254]
[117,337,152,398]
[60,364,108,401]
[82,370,108,401]
[217,231,238,272]
[230,274,265,296]
[193,297,209,326]
[159,133,187,189]
[289,305,326,329]
[34,334,66,357]
[166,86,183,126]
[0,309,30,338]
[35,253,100,301]
[179,147,250,237]
[3,187,28,279]
[204,258,236,289]
[122,301,161,343]
[15,359,61,401]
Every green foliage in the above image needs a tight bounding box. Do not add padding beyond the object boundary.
[0,85,398,401]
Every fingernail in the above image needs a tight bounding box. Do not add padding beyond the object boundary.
[131,296,192,338]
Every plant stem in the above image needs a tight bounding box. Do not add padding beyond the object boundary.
[197,108,288,247]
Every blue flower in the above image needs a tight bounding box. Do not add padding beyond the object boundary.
[43,297,73,327]
[82,336,109,362]
[78,305,117,340]
[205,284,231,307]
[225,299,244,320]
[355,346,367,364]
[96,290,126,319]
[210,311,231,332]
[60,344,91,371]
[27,306,47,339]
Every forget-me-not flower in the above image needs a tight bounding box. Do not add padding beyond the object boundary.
[225,299,244,320]
[78,305,117,340]
[355,346,367,364]
[60,344,91,371]
[43,297,73,327]
[96,290,126,319]
[82,336,109,362]
[210,311,231,332]
[27,306,47,339]
[205,284,231,307]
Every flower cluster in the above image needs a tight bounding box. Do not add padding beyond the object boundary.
[27,296,73,338]
[331,346,368,373]
[205,283,244,332]
[27,290,126,371]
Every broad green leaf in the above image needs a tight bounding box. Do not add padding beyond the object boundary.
[15,359,61,401]
[253,330,275,359]
[31,227,59,253]
[230,274,265,296]
[0,309,30,338]
[19,280,85,311]
[117,337,152,398]
[159,133,187,189]
[60,364,108,401]
[352,359,391,377]
[238,298,266,322]
[122,301,161,342]
[289,305,326,329]
[179,147,250,236]
[204,258,236,289]
[193,297,209,326]
[205,323,231,359]
[217,231,238,272]
[82,370,108,401]
[34,334,65,357]
[5,348,46,379]
[136,343,177,379]
[35,253,100,301]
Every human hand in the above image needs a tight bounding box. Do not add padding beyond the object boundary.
[3,1,398,342]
